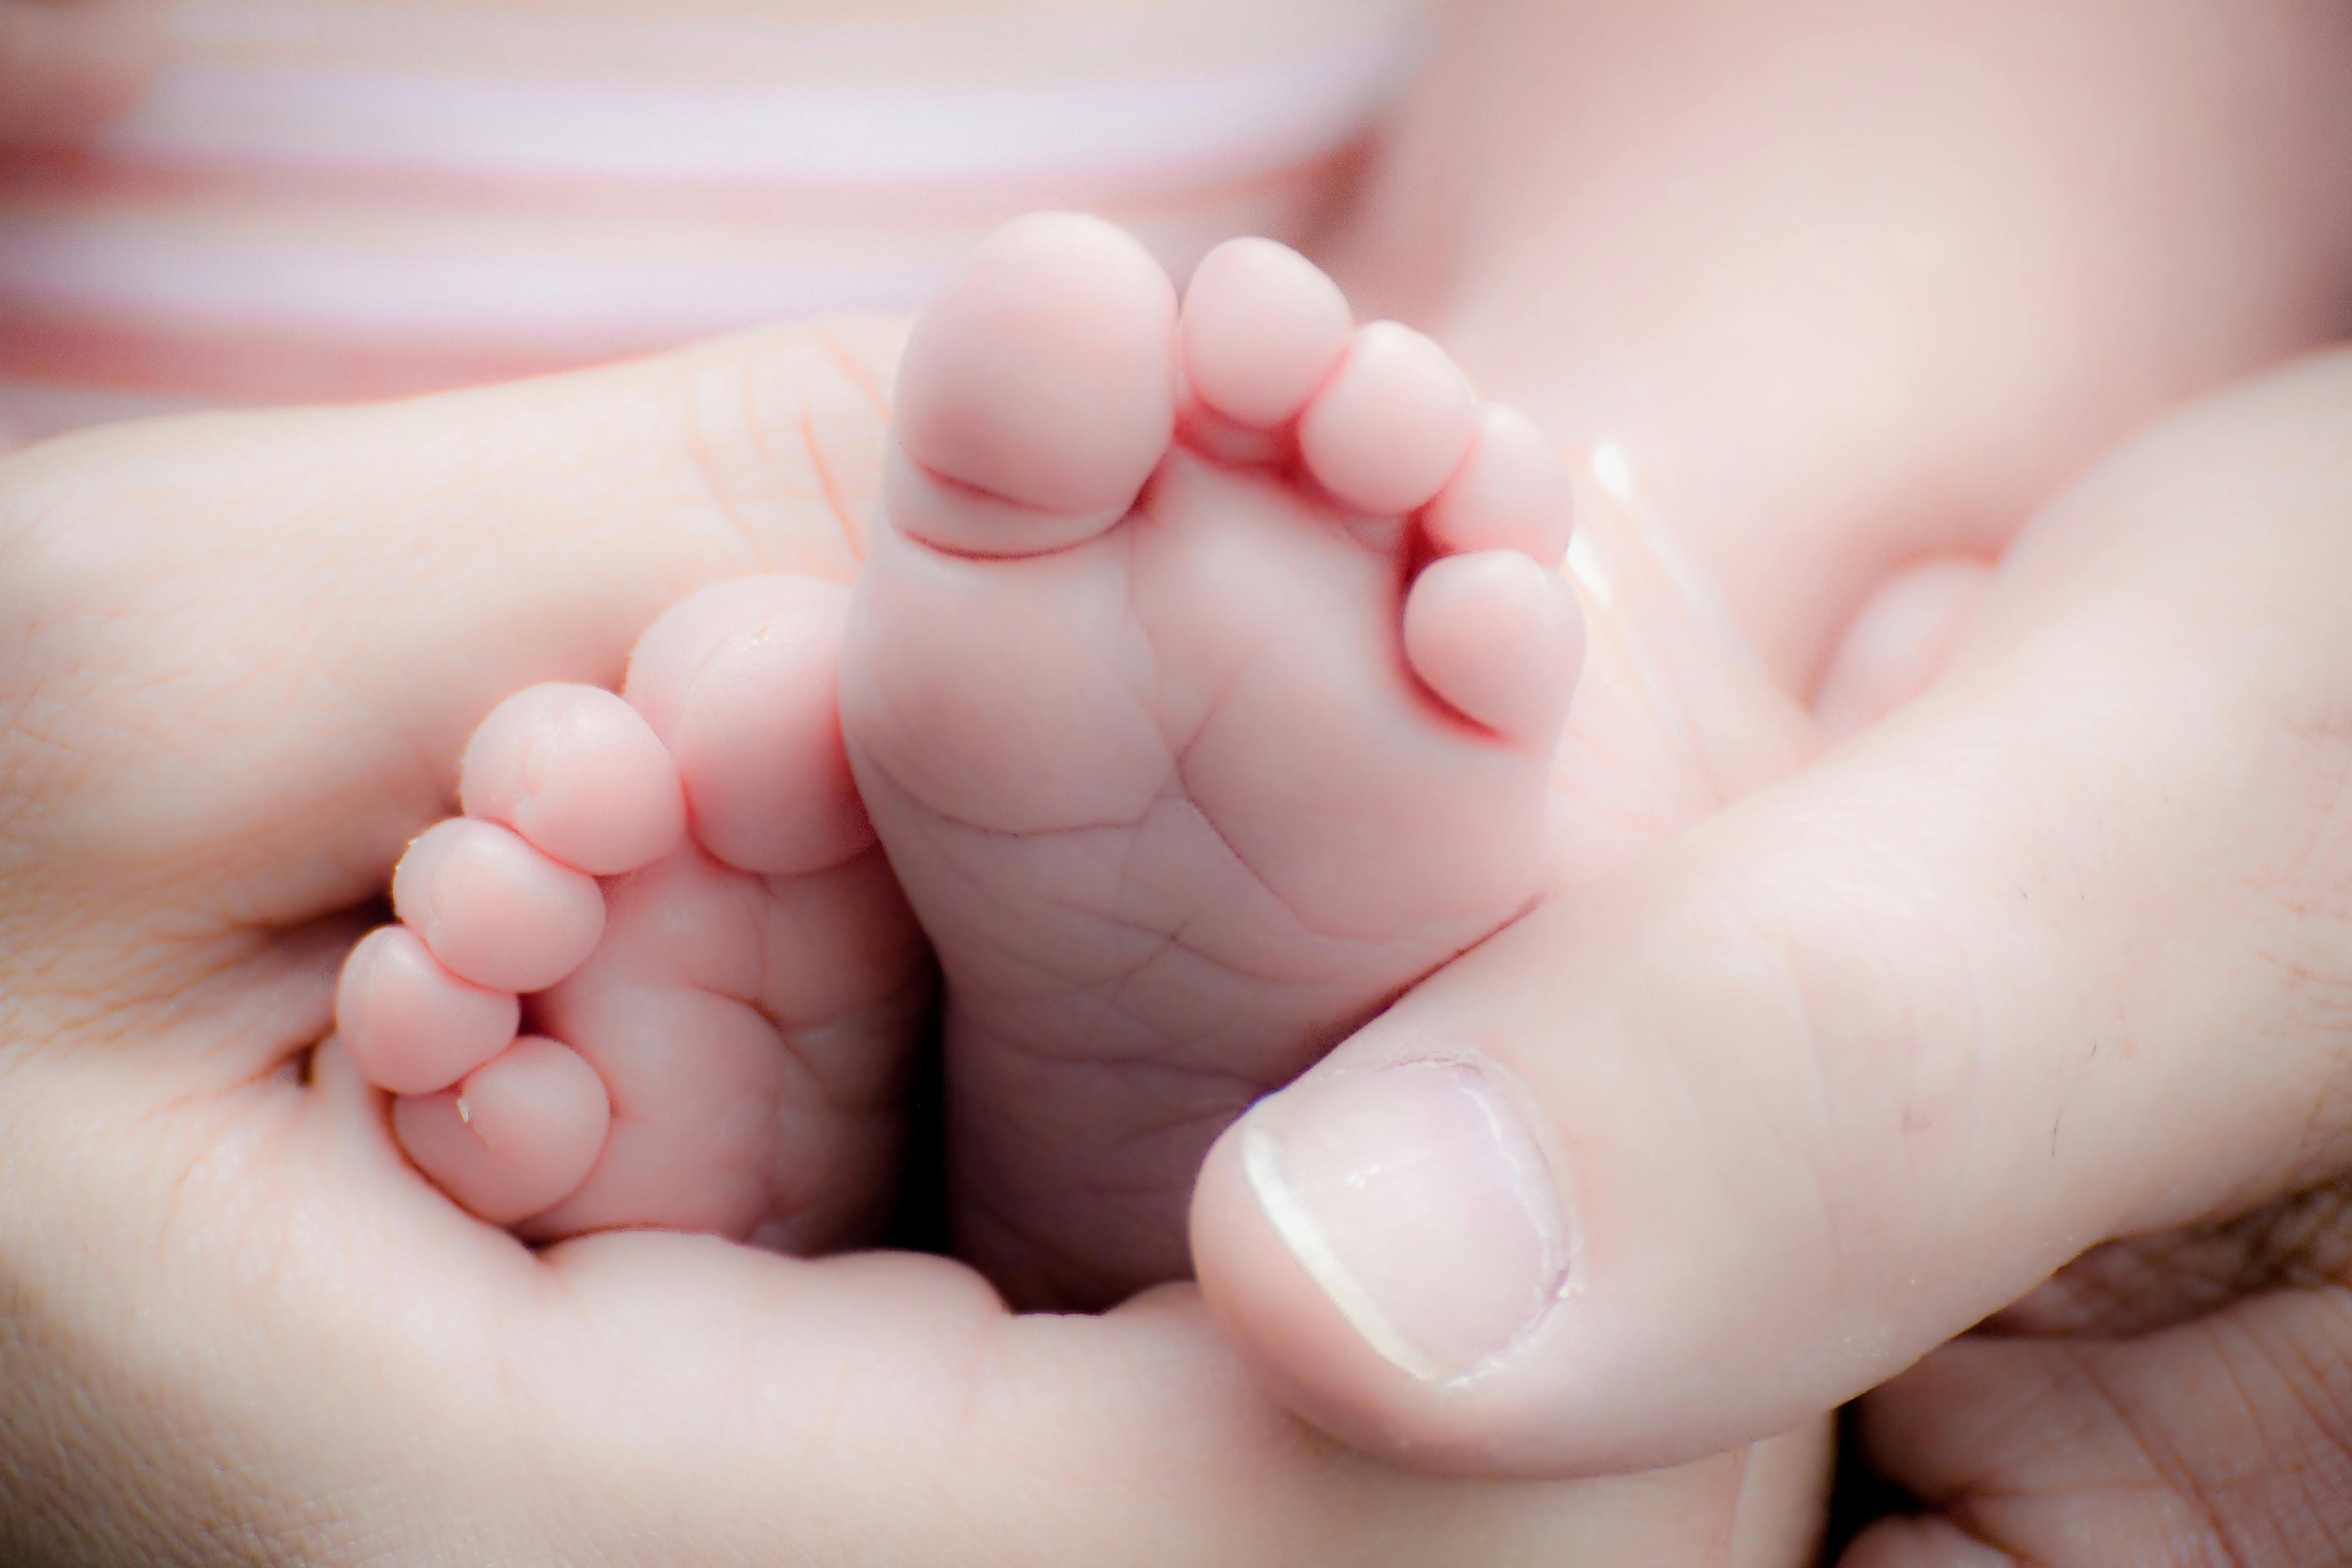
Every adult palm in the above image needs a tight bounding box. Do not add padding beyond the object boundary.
[0,324,1751,1565]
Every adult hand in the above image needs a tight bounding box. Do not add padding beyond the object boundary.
[1193,347,2352,1562]
[0,322,1788,1564]
[0,0,155,145]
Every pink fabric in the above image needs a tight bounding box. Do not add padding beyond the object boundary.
[0,0,1424,435]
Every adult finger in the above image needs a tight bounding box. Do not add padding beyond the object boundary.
[1834,1179,2352,1564]
[1191,348,2352,1474]
[0,1022,1776,1566]
[0,316,898,1042]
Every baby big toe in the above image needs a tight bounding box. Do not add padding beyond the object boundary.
[391,1035,611,1226]
[887,211,1177,556]
[335,925,519,1097]
[1404,549,1585,750]
[1298,321,1478,516]
[392,818,604,994]
[623,577,872,877]
[460,683,685,877]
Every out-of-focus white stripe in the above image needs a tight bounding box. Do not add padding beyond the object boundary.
[0,220,945,333]
[99,29,1419,186]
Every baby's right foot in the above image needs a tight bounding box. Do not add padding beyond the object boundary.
[333,577,932,1252]
[840,215,1583,1307]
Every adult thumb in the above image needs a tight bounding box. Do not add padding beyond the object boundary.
[1191,348,2352,1475]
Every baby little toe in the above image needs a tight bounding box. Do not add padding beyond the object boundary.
[1403,549,1585,750]
[391,1035,610,1226]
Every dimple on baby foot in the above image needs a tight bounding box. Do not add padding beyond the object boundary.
[840,213,1584,1308]
[335,577,930,1247]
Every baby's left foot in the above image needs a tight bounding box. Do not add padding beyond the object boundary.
[841,215,1583,1306]
[334,578,931,1250]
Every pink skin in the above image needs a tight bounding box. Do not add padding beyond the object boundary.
[1809,558,1996,743]
[336,926,520,1097]
[393,1035,612,1225]
[316,208,1804,1362]
[392,818,607,995]
[838,214,1584,1308]
[6,0,2342,1548]
[314,192,1901,1387]
[459,683,686,878]
[333,577,929,1250]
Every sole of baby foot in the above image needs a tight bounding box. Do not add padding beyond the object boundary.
[336,576,933,1250]
[840,213,1583,1308]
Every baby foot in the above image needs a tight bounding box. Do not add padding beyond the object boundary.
[334,576,931,1252]
[841,214,1583,1308]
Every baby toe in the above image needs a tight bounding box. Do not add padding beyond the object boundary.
[1297,321,1478,517]
[391,1035,611,1227]
[887,211,1178,556]
[1180,236,1352,430]
[1424,404,1577,568]
[1403,549,1585,750]
[459,682,685,877]
[392,817,604,994]
[336,924,520,1096]
[624,576,872,877]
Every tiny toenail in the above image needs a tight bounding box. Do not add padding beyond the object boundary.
[1242,1059,1574,1383]
[455,1096,473,1127]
